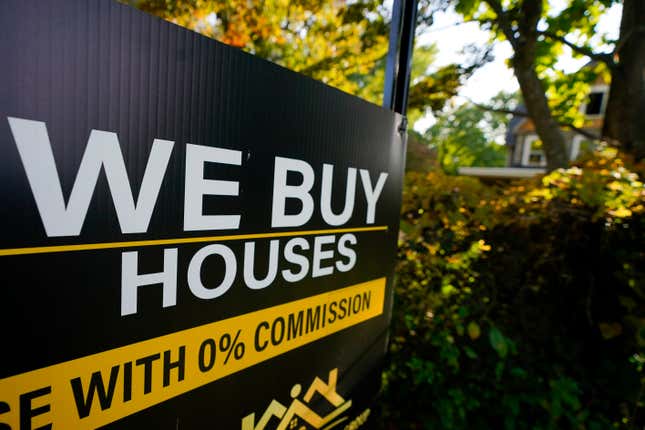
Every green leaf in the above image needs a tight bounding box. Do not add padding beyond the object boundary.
[464,346,479,359]
[489,327,508,358]
[510,367,528,379]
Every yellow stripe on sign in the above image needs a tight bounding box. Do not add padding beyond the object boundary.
[0,278,386,429]
[0,226,388,256]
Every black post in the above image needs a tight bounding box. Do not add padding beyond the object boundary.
[383,0,403,111]
[383,0,419,117]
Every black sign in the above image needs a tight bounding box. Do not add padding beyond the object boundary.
[0,1,405,428]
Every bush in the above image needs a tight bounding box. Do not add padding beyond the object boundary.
[376,148,645,429]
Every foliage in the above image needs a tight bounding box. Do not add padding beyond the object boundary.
[407,37,496,126]
[453,0,617,93]
[127,0,468,112]
[425,100,509,174]
[405,131,440,173]
[544,62,610,129]
[377,147,645,429]
[126,0,390,103]
[408,64,464,118]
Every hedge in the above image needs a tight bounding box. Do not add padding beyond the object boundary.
[376,147,645,429]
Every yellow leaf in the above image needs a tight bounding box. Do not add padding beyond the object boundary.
[598,322,623,340]
[467,321,481,340]
[609,207,632,218]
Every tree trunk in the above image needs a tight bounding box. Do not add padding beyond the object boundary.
[602,0,645,161]
[494,0,569,172]
[512,58,569,171]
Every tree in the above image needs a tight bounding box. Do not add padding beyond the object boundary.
[127,0,470,114]
[426,98,510,174]
[602,0,645,160]
[446,0,645,168]
[447,1,604,170]
[406,44,472,125]
[125,0,391,104]
[533,0,644,160]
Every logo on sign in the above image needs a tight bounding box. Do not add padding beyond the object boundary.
[242,369,352,430]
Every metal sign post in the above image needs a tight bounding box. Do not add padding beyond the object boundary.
[383,0,420,116]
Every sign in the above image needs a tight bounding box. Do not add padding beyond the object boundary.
[0,1,405,428]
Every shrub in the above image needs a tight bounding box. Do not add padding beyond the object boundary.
[376,148,645,429]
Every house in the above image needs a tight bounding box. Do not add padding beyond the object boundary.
[506,80,608,168]
[458,68,609,180]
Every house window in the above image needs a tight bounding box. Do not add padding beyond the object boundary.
[585,92,604,115]
[529,152,544,164]
[521,135,546,167]
[528,139,546,166]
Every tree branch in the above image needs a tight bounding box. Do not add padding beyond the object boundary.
[464,98,601,141]
[425,18,485,33]
[539,30,616,67]
[482,0,518,49]
[559,124,601,141]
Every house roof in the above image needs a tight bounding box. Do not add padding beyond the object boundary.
[505,62,610,142]
[511,116,604,137]
[505,104,527,147]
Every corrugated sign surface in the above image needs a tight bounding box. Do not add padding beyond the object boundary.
[0,1,405,428]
